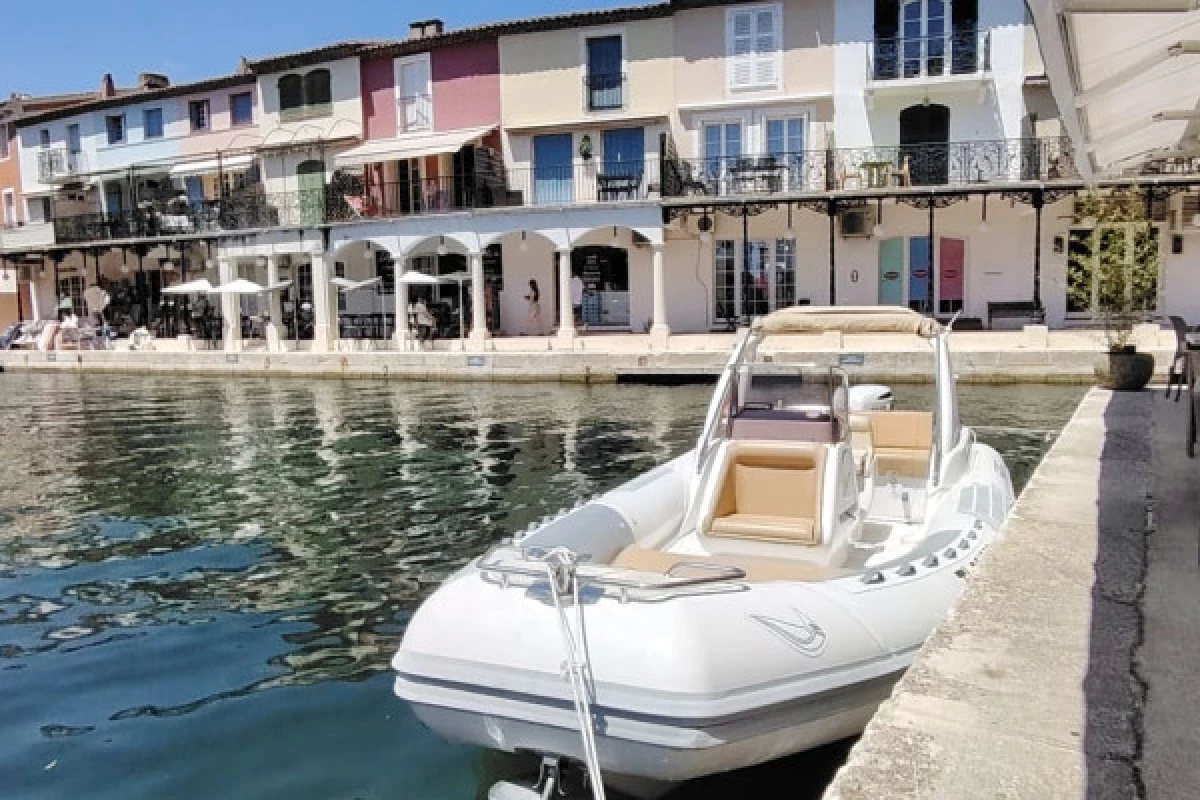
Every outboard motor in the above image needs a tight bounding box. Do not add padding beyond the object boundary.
[848,384,894,412]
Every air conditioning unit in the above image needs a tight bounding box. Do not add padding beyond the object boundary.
[839,206,875,238]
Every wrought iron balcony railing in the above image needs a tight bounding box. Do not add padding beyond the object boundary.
[869,28,990,81]
[37,148,88,183]
[660,137,1078,199]
[584,72,626,111]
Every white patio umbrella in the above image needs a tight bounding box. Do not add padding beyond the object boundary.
[161,278,215,295]
[331,276,385,340]
[208,279,266,295]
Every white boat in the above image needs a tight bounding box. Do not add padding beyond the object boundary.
[392,306,1015,799]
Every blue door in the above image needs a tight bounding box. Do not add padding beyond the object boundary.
[878,237,905,306]
[534,134,574,205]
[185,176,205,209]
[908,236,931,313]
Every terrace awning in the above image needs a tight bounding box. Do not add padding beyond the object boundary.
[169,154,256,178]
[333,125,495,168]
[1027,2,1200,177]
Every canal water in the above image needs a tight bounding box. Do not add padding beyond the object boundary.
[0,373,1084,799]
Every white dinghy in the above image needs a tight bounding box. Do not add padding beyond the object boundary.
[392,307,1015,799]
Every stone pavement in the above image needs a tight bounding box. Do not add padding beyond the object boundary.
[824,386,1200,799]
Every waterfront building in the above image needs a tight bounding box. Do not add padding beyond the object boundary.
[1,0,1198,354]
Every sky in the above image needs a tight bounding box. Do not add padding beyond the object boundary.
[0,0,639,98]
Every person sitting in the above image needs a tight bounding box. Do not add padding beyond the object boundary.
[413,298,435,344]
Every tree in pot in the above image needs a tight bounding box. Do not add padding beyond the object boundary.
[1069,190,1160,391]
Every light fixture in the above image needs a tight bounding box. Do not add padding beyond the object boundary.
[978,194,990,233]
[436,236,448,256]
[872,197,885,237]
[612,225,619,242]
[519,230,529,252]
[784,204,796,240]
[697,211,713,243]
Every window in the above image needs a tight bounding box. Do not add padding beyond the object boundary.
[58,275,84,314]
[230,92,254,126]
[586,35,624,111]
[3,191,15,225]
[703,121,742,188]
[39,129,50,147]
[335,262,347,312]
[766,116,806,188]
[397,56,432,131]
[714,240,736,324]
[775,238,796,308]
[67,124,82,155]
[144,108,164,139]
[188,99,210,132]
[106,114,125,145]
[278,69,332,120]
[727,5,781,90]
[0,124,9,159]
[39,197,53,222]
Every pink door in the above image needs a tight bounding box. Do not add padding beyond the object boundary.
[939,237,965,314]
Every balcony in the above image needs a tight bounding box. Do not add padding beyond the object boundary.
[0,221,55,250]
[37,148,88,184]
[869,28,990,83]
[661,137,1079,199]
[584,73,626,112]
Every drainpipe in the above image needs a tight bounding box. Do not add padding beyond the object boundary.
[828,198,838,305]
[1032,188,1045,320]
[927,196,936,314]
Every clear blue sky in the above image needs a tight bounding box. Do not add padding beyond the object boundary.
[0,0,638,98]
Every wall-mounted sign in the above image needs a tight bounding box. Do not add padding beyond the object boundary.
[850,269,860,284]
[884,271,900,280]
[467,356,486,367]
[838,353,865,367]
[46,352,57,362]
[225,354,239,364]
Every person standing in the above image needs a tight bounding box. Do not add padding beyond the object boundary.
[525,278,542,335]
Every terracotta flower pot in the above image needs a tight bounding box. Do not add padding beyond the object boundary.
[1096,347,1155,391]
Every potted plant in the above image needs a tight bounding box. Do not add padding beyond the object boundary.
[1070,190,1159,391]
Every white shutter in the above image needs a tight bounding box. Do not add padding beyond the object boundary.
[754,9,779,87]
[728,10,756,89]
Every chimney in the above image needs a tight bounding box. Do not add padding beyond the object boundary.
[138,72,170,90]
[100,73,115,99]
[408,18,445,40]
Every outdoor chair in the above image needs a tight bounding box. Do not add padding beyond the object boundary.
[1167,315,1192,401]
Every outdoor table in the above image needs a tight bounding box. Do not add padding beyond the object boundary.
[861,160,892,188]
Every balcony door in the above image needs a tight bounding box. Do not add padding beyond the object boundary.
[900,0,948,78]
[703,122,742,193]
[534,134,574,205]
[900,103,949,186]
[297,160,325,226]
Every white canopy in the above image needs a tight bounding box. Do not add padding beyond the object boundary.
[162,278,215,295]
[438,271,473,283]
[208,279,266,295]
[1028,3,1200,178]
[753,306,941,338]
[396,271,442,286]
[169,154,257,178]
[333,126,495,169]
[331,276,382,292]
[265,280,293,293]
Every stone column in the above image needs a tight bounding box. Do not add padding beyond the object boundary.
[265,255,283,352]
[310,251,333,353]
[468,250,488,350]
[556,247,575,345]
[650,243,670,349]
[218,258,241,353]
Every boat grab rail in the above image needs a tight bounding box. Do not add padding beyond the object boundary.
[477,543,748,601]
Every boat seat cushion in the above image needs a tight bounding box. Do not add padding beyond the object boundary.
[867,411,933,479]
[702,442,826,546]
[611,545,847,583]
[710,513,816,543]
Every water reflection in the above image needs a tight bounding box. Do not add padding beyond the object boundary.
[0,373,1084,799]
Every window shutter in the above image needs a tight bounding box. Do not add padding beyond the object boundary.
[754,9,779,87]
[729,10,756,88]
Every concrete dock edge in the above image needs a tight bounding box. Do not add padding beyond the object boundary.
[823,387,1154,799]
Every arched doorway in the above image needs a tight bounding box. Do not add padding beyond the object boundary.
[558,246,630,329]
[296,160,326,226]
[900,103,950,186]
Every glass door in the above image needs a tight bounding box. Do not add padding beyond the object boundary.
[296,160,326,226]
[765,117,805,189]
[901,0,948,78]
[703,122,742,194]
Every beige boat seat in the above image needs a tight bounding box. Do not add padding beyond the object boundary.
[611,545,849,583]
[867,411,933,479]
[849,413,873,475]
[701,441,826,546]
